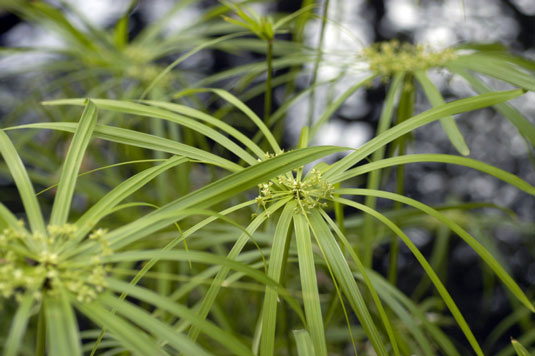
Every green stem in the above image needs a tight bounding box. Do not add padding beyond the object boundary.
[388,75,414,284]
[362,73,404,268]
[307,0,330,128]
[36,304,46,356]
[264,39,274,125]
[387,148,404,285]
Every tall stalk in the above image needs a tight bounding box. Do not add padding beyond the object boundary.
[264,40,274,124]
[307,0,330,128]
[388,75,414,284]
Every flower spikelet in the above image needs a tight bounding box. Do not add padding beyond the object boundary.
[0,223,110,303]
[362,40,457,77]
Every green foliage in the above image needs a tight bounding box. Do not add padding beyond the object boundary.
[0,1,534,355]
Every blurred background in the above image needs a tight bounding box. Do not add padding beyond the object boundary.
[0,0,534,353]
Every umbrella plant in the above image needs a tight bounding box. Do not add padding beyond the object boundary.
[0,1,534,355]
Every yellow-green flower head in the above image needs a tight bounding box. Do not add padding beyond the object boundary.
[255,153,334,215]
[362,40,457,76]
[0,224,109,303]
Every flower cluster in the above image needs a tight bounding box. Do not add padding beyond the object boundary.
[362,40,457,76]
[256,165,334,215]
[0,224,110,303]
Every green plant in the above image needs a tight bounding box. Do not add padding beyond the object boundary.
[1,1,534,355]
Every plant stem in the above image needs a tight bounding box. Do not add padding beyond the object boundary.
[264,39,274,125]
[388,75,414,284]
[307,0,330,129]
[36,304,46,356]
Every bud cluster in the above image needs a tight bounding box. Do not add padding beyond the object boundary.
[362,40,457,76]
[0,224,110,303]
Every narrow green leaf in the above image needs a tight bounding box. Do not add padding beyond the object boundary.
[0,130,46,235]
[140,31,248,99]
[415,70,470,155]
[293,213,328,356]
[310,210,394,356]
[106,278,253,356]
[293,329,316,356]
[100,294,213,356]
[0,202,23,231]
[187,198,300,343]
[76,300,167,356]
[195,56,311,88]
[451,55,535,91]
[42,98,258,166]
[44,294,82,356]
[260,202,296,356]
[7,122,241,172]
[363,270,460,356]
[74,156,188,240]
[113,16,128,49]
[273,4,316,31]
[97,146,343,251]
[337,188,535,313]
[511,339,531,356]
[333,154,535,195]
[452,67,535,144]
[325,89,524,180]
[93,249,303,321]
[58,289,83,356]
[334,197,485,356]
[174,88,281,153]
[25,2,97,51]
[3,292,35,356]
[141,100,265,158]
[50,100,98,225]
[310,74,377,139]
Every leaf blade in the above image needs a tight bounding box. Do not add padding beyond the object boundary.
[50,100,98,225]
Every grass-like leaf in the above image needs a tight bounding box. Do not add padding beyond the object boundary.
[3,292,35,356]
[0,130,46,236]
[311,210,396,356]
[0,202,24,231]
[325,89,524,180]
[50,100,98,225]
[73,156,188,240]
[6,122,241,172]
[141,100,266,158]
[363,270,461,356]
[44,293,82,356]
[174,88,281,154]
[293,213,328,356]
[336,188,535,313]
[334,196,485,356]
[260,202,296,356]
[293,329,316,356]
[106,278,253,356]
[414,70,469,155]
[452,67,535,145]
[100,294,213,356]
[186,198,298,344]
[451,55,535,91]
[310,74,377,139]
[76,300,167,355]
[95,249,303,319]
[93,146,344,252]
[42,98,258,166]
[333,154,535,195]
[511,339,531,356]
